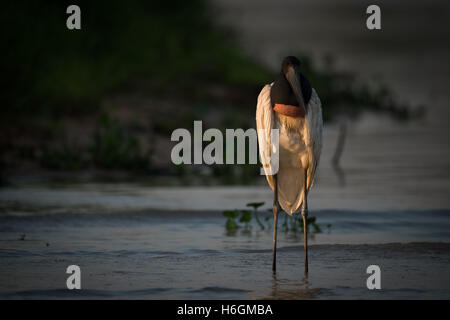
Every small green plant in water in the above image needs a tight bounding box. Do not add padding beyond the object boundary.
[223,209,240,232]
[246,202,265,230]
[223,209,254,235]
[274,209,324,234]
[302,216,322,233]
[239,210,252,234]
[224,204,329,235]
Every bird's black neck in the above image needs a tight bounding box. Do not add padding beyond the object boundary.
[270,72,312,108]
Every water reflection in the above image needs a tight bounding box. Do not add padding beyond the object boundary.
[332,164,346,187]
[258,273,322,300]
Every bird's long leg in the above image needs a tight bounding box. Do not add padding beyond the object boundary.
[272,174,279,273]
[302,168,309,275]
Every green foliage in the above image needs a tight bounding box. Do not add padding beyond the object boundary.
[239,210,252,224]
[36,113,153,171]
[39,143,83,170]
[1,1,423,180]
[247,201,265,230]
[1,0,271,115]
[223,209,239,219]
[225,218,239,231]
[281,214,323,234]
[90,113,151,170]
[223,209,253,233]
[247,202,264,210]
[223,203,328,236]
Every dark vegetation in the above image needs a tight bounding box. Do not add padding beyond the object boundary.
[0,1,423,184]
[222,202,328,236]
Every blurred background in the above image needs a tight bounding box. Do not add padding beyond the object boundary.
[0,0,449,211]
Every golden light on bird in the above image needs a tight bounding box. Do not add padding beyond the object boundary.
[256,56,323,274]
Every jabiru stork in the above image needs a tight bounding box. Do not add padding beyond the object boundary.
[256,56,323,274]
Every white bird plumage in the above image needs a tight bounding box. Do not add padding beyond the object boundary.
[256,83,323,215]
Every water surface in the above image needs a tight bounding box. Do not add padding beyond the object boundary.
[0,206,449,299]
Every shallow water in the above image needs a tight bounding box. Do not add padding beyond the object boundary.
[0,208,449,299]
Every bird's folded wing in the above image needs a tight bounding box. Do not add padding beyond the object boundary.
[256,83,276,190]
[304,88,323,189]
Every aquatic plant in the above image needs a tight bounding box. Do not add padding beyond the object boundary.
[246,202,265,230]
[222,208,254,234]
[223,205,327,236]
[277,210,323,234]
[222,209,240,236]
[239,210,252,231]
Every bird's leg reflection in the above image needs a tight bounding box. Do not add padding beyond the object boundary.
[269,273,313,299]
[271,272,279,297]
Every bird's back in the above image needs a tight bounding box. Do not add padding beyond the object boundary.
[257,85,323,215]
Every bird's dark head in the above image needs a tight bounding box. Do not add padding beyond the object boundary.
[281,56,301,75]
[280,56,307,113]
